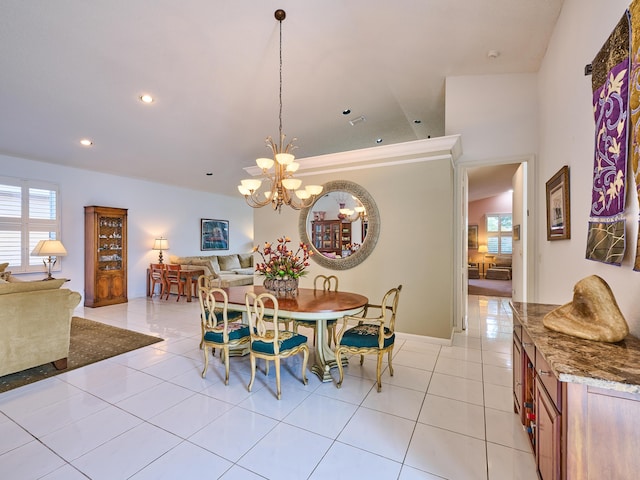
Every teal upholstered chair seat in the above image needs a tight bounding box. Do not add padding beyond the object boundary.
[203,322,250,343]
[250,330,307,355]
[338,325,395,349]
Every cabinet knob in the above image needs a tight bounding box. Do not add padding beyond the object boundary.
[538,369,549,376]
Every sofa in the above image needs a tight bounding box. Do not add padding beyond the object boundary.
[169,253,255,288]
[485,255,512,280]
[0,277,82,376]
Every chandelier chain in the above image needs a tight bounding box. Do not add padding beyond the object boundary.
[279,16,283,144]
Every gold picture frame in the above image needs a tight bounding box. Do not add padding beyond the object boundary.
[545,166,570,241]
[468,224,479,249]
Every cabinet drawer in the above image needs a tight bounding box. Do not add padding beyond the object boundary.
[522,329,535,364]
[536,350,562,411]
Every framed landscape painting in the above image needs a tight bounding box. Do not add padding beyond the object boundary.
[468,224,479,249]
[545,166,570,241]
[201,219,229,250]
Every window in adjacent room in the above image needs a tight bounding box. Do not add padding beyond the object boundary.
[486,213,512,255]
[0,176,61,273]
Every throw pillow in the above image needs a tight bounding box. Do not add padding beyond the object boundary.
[0,262,9,272]
[218,254,241,271]
[238,253,253,268]
[231,267,255,275]
[190,259,219,278]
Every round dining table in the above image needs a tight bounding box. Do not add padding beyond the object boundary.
[220,285,368,382]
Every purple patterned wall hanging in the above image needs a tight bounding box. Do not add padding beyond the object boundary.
[586,11,630,265]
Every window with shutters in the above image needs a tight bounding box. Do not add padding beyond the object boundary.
[486,213,512,255]
[0,177,61,273]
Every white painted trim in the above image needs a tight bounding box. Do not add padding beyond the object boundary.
[396,330,454,346]
[244,135,463,176]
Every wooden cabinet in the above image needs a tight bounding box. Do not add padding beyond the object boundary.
[84,206,127,307]
[311,220,351,256]
[513,318,563,479]
[536,377,562,480]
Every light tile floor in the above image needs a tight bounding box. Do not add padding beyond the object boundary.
[0,295,538,479]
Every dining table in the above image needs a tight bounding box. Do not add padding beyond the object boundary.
[219,285,368,382]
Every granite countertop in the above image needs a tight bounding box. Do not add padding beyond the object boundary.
[510,302,640,395]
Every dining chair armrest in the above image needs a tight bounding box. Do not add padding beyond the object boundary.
[335,312,384,344]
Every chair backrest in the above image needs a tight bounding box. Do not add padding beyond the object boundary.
[245,292,281,352]
[313,274,339,292]
[197,274,221,290]
[150,263,165,280]
[199,286,229,329]
[165,263,181,280]
[379,284,402,333]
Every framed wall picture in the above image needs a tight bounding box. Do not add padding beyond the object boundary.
[468,224,479,249]
[545,166,570,241]
[513,224,521,241]
[201,219,229,250]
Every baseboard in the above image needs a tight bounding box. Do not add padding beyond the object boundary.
[395,330,453,346]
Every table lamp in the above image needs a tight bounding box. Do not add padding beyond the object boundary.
[478,244,488,262]
[153,237,170,264]
[31,239,68,280]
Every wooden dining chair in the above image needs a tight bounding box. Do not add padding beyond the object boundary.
[294,274,339,346]
[163,264,185,301]
[149,263,167,298]
[198,286,250,385]
[245,292,309,400]
[335,284,402,392]
[197,275,243,350]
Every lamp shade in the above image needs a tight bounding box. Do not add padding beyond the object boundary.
[152,238,169,251]
[478,245,488,254]
[31,240,67,256]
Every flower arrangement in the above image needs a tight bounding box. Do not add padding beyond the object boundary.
[253,236,313,280]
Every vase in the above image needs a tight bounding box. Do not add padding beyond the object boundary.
[263,277,299,297]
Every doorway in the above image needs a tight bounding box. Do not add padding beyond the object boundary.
[453,156,533,332]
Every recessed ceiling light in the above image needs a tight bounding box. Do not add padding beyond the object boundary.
[375,138,383,144]
[414,119,422,124]
[487,50,500,59]
[206,172,213,176]
[139,94,154,104]
[80,139,93,147]
[342,108,351,115]
[349,115,366,126]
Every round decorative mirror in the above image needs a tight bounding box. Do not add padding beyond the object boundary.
[298,180,380,270]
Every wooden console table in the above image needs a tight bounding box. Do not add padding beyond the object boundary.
[146,266,204,302]
[511,301,640,479]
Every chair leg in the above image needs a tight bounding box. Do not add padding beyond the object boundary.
[359,354,365,366]
[336,347,345,388]
[248,354,256,392]
[275,357,281,400]
[376,352,384,392]
[300,345,309,386]
[201,345,209,378]
[387,347,394,377]
[223,346,230,386]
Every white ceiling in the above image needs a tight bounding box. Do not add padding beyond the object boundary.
[0,0,564,197]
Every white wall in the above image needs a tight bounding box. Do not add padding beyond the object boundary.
[253,159,455,340]
[537,0,640,334]
[445,73,538,161]
[0,154,253,301]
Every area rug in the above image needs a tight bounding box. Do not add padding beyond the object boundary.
[468,279,512,298]
[0,317,163,393]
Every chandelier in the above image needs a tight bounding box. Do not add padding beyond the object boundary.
[237,9,322,212]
